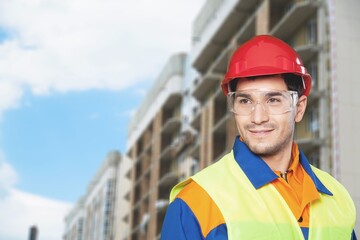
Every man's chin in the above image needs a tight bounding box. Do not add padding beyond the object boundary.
[248,143,275,156]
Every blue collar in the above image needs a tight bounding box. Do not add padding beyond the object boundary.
[232,137,332,195]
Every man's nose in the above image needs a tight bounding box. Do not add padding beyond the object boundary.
[250,102,269,124]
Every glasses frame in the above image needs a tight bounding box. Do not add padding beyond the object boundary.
[227,89,299,116]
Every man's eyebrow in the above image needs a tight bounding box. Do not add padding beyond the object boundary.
[235,92,252,98]
[235,91,284,98]
[264,91,283,97]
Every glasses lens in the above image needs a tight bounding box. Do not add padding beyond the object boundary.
[228,90,297,115]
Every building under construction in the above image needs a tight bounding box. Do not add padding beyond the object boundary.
[125,0,360,239]
[63,151,131,240]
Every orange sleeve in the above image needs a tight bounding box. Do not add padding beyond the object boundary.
[176,180,225,238]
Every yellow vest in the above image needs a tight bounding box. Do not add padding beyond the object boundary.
[171,151,356,240]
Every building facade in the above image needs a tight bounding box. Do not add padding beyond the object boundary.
[63,151,131,240]
[126,0,360,238]
[125,53,189,240]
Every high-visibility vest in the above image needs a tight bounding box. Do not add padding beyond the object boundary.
[170,151,356,240]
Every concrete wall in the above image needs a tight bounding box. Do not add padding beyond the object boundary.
[332,0,360,233]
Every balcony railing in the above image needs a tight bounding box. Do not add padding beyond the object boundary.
[270,0,320,40]
[161,116,181,135]
[128,53,186,136]
[192,0,226,44]
[192,72,223,102]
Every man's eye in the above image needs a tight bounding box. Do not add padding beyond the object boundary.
[268,97,282,103]
[237,98,251,104]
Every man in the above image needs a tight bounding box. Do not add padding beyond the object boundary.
[160,35,357,239]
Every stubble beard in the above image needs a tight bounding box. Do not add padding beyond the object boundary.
[241,123,294,157]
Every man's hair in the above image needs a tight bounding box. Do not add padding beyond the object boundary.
[283,73,304,97]
[228,74,304,96]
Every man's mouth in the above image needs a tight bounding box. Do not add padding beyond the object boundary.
[248,129,274,137]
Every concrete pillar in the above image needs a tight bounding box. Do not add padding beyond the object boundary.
[256,0,270,35]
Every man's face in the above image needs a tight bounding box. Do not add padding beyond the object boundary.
[233,75,307,157]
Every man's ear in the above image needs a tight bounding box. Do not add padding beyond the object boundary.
[295,95,307,122]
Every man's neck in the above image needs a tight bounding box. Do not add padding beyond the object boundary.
[260,143,293,173]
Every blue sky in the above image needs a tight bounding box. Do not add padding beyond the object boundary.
[0,0,205,239]
[0,87,148,202]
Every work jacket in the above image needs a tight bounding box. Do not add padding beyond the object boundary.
[161,138,357,240]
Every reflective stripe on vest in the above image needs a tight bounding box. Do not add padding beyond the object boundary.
[170,151,356,240]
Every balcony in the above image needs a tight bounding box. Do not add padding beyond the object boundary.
[212,46,231,74]
[213,88,227,124]
[158,170,178,209]
[133,167,151,188]
[130,224,141,238]
[189,136,201,160]
[213,112,230,135]
[192,0,259,73]
[171,130,197,156]
[306,89,324,106]
[127,54,185,152]
[233,10,256,44]
[132,190,150,211]
[270,1,320,40]
[163,93,182,110]
[295,43,321,64]
[212,106,230,162]
[190,105,202,129]
[192,72,223,102]
[159,144,175,163]
[155,199,169,212]
[129,54,185,133]
[158,172,178,189]
[296,137,324,152]
[161,116,181,135]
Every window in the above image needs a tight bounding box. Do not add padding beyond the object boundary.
[307,17,317,44]
[191,160,199,175]
[308,61,318,90]
[307,149,320,167]
[308,107,319,136]
[77,218,84,240]
[283,2,295,16]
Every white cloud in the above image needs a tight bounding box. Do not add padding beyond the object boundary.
[0,154,72,240]
[0,151,18,191]
[0,81,23,119]
[0,0,206,115]
[0,189,72,240]
[0,0,205,238]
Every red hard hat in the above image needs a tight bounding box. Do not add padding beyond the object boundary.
[221,35,311,96]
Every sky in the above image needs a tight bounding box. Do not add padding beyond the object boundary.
[0,0,206,239]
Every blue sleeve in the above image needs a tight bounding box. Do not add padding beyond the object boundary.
[160,198,228,240]
[160,198,205,240]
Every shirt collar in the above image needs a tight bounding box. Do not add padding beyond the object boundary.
[232,137,332,195]
[298,150,332,195]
